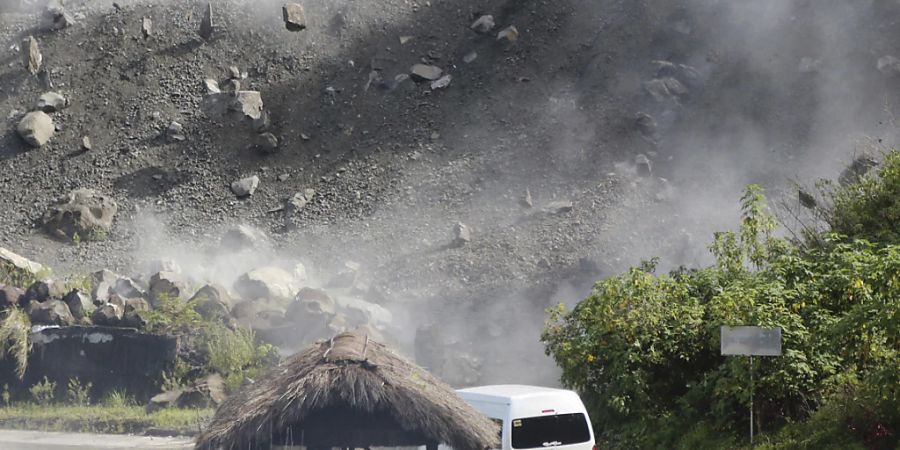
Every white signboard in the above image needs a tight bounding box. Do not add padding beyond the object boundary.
[721,326,782,356]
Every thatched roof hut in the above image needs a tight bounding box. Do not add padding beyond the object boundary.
[195,331,499,450]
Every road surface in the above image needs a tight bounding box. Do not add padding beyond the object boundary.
[0,429,193,449]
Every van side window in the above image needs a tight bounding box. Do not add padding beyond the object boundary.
[510,413,590,449]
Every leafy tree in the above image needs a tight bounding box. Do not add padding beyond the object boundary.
[543,165,900,449]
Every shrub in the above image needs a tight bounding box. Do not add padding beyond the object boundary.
[66,378,92,406]
[29,377,56,406]
[0,308,32,379]
[203,324,277,392]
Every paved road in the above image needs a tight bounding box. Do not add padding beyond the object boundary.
[0,429,193,449]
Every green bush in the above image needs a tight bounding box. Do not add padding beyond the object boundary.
[65,378,91,407]
[29,377,56,406]
[203,324,277,392]
[0,309,32,379]
[543,163,900,449]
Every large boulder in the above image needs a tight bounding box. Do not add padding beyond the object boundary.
[42,189,117,241]
[112,277,145,299]
[62,289,92,321]
[147,374,226,413]
[190,284,232,322]
[148,271,190,306]
[233,267,300,301]
[29,300,75,326]
[231,299,286,329]
[333,296,393,330]
[0,286,24,311]
[17,111,54,147]
[285,287,336,326]
[0,247,47,288]
[91,303,123,326]
[22,281,51,304]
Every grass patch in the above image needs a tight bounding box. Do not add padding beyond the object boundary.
[0,404,213,436]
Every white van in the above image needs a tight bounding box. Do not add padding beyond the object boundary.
[456,385,595,450]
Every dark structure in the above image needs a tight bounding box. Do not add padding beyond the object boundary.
[0,326,177,402]
[195,331,499,450]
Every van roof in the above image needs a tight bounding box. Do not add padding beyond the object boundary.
[456,385,577,403]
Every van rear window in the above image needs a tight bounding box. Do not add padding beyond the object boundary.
[511,413,591,449]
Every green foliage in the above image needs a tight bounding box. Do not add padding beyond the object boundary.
[0,403,213,435]
[543,174,900,449]
[29,377,56,406]
[100,390,134,408]
[0,308,32,379]
[0,264,51,291]
[203,324,277,392]
[141,294,201,334]
[65,378,91,407]
[827,151,900,243]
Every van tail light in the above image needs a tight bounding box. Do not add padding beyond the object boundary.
[592,445,598,450]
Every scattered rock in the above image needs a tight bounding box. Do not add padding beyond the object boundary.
[0,247,48,288]
[148,271,190,306]
[430,74,452,90]
[36,92,68,113]
[166,121,185,142]
[635,112,659,142]
[141,17,152,38]
[645,77,688,102]
[452,222,471,247]
[233,267,300,301]
[227,66,241,79]
[81,136,92,151]
[255,132,279,154]
[42,189,117,241]
[221,225,269,251]
[62,289,92,321]
[544,201,574,215]
[470,15,495,34]
[798,189,816,209]
[22,36,41,75]
[91,303,123,326]
[29,300,75,326]
[497,25,519,42]
[877,55,900,76]
[44,5,74,30]
[147,374,226,413]
[230,176,260,198]
[144,258,182,275]
[17,111,54,147]
[839,155,879,186]
[202,91,264,122]
[635,154,652,176]
[282,3,307,31]
[520,189,533,208]
[204,79,221,94]
[463,51,478,64]
[199,2,213,40]
[409,64,443,82]
[652,60,703,88]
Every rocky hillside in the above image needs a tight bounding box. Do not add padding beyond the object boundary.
[2,0,900,385]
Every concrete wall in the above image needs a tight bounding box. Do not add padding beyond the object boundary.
[0,326,178,402]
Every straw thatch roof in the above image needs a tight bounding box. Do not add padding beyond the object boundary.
[195,331,500,450]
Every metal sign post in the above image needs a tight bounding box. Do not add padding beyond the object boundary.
[721,326,782,444]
